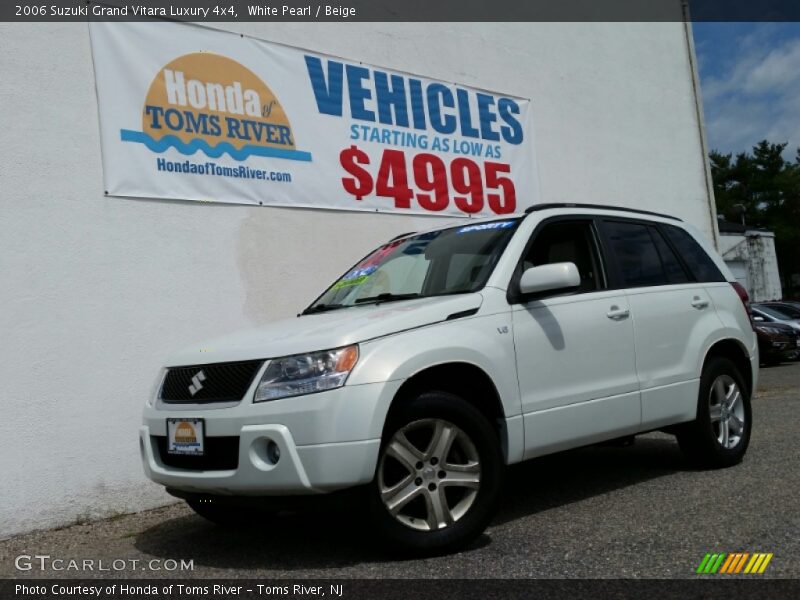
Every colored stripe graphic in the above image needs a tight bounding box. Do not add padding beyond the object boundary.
[720,553,737,573]
[697,553,727,573]
[710,553,726,573]
[699,552,772,574]
[696,553,711,574]
[758,554,773,573]
[733,553,750,573]
[744,553,774,574]
[744,554,759,573]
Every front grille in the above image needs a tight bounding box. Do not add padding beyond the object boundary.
[160,360,263,403]
[153,436,239,471]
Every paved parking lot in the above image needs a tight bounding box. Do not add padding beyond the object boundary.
[2,362,798,579]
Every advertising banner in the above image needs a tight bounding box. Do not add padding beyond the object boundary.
[90,21,538,217]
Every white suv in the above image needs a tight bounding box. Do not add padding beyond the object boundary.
[141,203,757,553]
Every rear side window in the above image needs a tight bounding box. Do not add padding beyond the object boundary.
[602,221,668,287]
[661,225,725,283]
[650,228,691,284]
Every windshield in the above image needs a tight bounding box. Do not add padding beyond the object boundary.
[767,304,800,319]
[755,305,794,321]
[305,219,520,313]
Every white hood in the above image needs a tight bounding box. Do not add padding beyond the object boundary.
[166,293,484,366]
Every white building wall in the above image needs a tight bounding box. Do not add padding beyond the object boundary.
[720,232,783,301]
[0,20,713,538]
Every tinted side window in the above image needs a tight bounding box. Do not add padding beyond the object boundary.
[651,228,691,284]
[603,221,667,288]
[522,220,603,294]
[661,225,725,283]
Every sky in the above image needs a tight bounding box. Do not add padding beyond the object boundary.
[692,22,800,160]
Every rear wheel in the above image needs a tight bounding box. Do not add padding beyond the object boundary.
[676,357,752,468]
[369,392,504,554]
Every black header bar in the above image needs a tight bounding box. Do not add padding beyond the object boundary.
[3,0,800,23]
[4,579,800,600]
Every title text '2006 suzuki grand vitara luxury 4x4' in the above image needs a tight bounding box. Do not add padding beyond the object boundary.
[141,204,757,553]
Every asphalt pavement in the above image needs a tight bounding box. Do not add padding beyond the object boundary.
[2,362,798,579]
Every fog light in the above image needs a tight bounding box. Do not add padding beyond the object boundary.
[266,441,281,464]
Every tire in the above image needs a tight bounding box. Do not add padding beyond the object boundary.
[676,357,752,468]
[186,499,273,527]
[368,391,504,555]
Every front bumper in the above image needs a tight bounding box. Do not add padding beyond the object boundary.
[140,424,380,494]
[141,379,402,495]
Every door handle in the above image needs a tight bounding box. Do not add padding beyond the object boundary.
[607,306,630,320]
[691,296,709,309]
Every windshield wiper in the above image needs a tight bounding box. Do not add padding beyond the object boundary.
[304,293,422,314]
[354,293,422,306]
[302,303,345,315]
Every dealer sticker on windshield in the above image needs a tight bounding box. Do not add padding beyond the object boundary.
[167,418,204,455]
[457,220,516,234]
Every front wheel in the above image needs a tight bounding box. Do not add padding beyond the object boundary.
[676,357,752,468]
[369,392,504,554]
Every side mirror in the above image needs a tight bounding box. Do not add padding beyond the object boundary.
[752,315,765,322]
[519,262,581,296]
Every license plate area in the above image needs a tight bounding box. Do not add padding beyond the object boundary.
[167,418,205,456]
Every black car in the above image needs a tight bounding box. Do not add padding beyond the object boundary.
[754,320,800,365]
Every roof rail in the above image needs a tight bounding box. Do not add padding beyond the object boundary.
[389,231,416,241]
[523,203,681,221]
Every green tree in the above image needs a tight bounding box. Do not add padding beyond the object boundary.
[709,140,800,297]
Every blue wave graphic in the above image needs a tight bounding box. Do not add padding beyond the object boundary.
[120,130,312,162]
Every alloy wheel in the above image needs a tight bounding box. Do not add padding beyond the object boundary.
[709,374,746,450]
[378,418,481,531]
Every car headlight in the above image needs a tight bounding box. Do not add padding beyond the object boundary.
[254,345,359,402]
[758,326,780,335]
[147,368,166,406]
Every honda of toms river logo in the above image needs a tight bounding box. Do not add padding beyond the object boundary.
[174,422,198,444]
[120,52,311,162]
[696,552,773,574]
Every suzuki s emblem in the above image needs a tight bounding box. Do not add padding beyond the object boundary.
[188,370,206,396]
